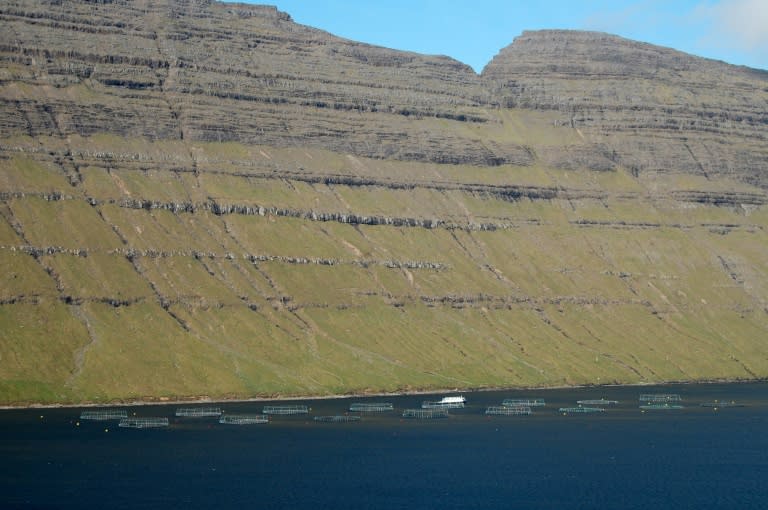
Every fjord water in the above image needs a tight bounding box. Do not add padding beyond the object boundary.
[2,382,767,509]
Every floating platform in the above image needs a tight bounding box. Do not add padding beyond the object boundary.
[175,406,222,417]
[118,417,169,429]
[349,403,394,412]
[577,399,619,406]
[700,401,744,408]
[640,393,682,403]
[219,414,269,425]
[79,409,128,421]
[313,415,361,423]
[402,408,449,419]
[559,407,605,414]
[421,401,464,409]
[502,398,545,407]
[263,405,309,415]
[485,406,531,416]
[640,403,684,410]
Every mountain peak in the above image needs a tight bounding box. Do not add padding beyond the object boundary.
[485,29,731,78]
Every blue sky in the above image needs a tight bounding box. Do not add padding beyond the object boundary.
[258,1,768,73]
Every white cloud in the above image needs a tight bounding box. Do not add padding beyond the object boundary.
[696,0,768,51]
[582,1,679,38]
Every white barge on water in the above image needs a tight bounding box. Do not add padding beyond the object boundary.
[421,395,466,409]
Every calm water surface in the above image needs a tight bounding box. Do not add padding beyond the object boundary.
[2,382,767,509]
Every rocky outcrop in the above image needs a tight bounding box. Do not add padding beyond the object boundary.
[483,30,768,186]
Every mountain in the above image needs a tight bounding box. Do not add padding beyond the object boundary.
[1,0,767,405]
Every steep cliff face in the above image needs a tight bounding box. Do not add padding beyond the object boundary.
[1,0,516,165]
[1,2,767,405]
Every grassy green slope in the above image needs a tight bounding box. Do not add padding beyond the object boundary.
[1,119,767,405]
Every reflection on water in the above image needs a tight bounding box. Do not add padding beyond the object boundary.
[2,382,767,509]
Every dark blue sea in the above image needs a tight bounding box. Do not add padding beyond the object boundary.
[2,382,767,509]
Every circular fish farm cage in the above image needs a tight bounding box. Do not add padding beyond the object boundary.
[485,406,532,416]
[639,393,682,403]
[421,401,464,409]
[175,407,222,417]
[219,414,269,425]
[118,417,169,429]
[502,398,545,407]
[559,407,605,415]
[79,409,128,421]
[349,403,394,412]
[402,408,449,419]
[700,401,744,408]
[263,405,309,415]
[577,399,619,405]
[313,415,361,423]
[640,403,684,410]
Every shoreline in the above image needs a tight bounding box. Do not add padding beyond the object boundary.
[1,377,763,411]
